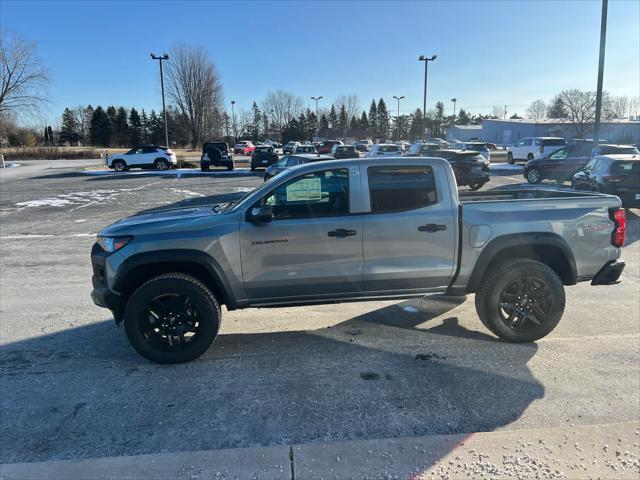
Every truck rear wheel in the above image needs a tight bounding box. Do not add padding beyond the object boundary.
[123,273,221,364]
[475,258,565,342]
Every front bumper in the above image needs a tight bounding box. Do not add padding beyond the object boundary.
[591,260,625,285]
[90,243,123,319]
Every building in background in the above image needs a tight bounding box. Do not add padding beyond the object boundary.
[447,119,640,146]
[445,125,482,142]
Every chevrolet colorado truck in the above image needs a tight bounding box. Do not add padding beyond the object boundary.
[91,157,627,363]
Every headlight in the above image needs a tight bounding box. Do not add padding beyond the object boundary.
[97,235,132,253]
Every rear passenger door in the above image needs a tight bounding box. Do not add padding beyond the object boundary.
[141,146,158,166]
[361,164,457,292]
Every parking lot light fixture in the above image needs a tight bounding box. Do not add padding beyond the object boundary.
[418,54,437,142]
[311,96,323,139]
[150,53,170,148]
[451,97,457,123]
[392,96,405,141]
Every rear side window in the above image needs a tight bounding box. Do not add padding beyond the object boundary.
[378,145,400,153]
[612,161,640,175]
[368,166,437,213]
[541,139,566,146]
[142,147,157,154]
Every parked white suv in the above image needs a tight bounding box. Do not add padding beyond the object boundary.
[366,143,402,157]
[107,146,177,172]
[507,137,566,164]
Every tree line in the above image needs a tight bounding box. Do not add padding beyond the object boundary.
[58,105,194,147]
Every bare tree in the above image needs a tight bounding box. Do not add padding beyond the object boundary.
[608,95,630,119]
[0,30,49,118]
[629,96,640,118]
[491,105,504,119]
[334,94,360,121]
[526,99,547,120]
[261,90,303,134]
[71,106,92,143]
[165,44,224,148]
[558,89,599,138]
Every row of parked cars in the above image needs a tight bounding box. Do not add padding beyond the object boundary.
[504,136,639,208]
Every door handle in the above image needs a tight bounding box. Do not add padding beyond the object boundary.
[328,229,357,238]
[418,224,447,233]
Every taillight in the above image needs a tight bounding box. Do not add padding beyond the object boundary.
[610,208,626,247]
[603,175,624,183]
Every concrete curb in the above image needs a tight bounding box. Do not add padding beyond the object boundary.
[2,422,638,480]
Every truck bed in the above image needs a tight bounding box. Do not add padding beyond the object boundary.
[459,188,605,203]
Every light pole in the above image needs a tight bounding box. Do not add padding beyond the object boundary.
[450,97,457,124]
[392,95,405,141]
[311,96,323,140]
[593,0,608,148]
[150,53,169,147]
[418,54,437,142]
[230,100,236,144]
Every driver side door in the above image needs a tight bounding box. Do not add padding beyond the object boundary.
[240,166,364,303]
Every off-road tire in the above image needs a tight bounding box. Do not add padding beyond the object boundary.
[507,152,514,164]
[124,273,221,364]
[527,153,534,161]
[475,258,565,342]
[200,163,209,172]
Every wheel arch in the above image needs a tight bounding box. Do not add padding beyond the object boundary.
[465,233,577,293]
[113,250,238,317]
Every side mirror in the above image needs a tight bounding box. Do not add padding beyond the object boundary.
[249,205,273,224]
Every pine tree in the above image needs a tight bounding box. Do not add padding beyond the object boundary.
[129,108,144,145]
[360,111,369,130]
[350,115,359,131]
[298,112,309,141]
[376,98,390,140]
[250,102,262,141]
[140,109,149,143]
[457,108,471,125]
[59,108,80,145]
[338,105,348,130]
[328,105,338,129]
[114,107,129,146]
[90,106,111,146]
[368,100,378,139]
[547,95,568,118]
[409,108,424,140]
[320,114,329,130]
[306,110,318,139]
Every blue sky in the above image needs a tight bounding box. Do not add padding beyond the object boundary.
[2,0,639,124]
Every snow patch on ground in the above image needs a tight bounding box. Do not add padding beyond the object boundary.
[489,163,523,171]
[15,198,73,208]
[402,306,419,313]
[233,187,253,193]
[81,168,253,176]
[170,188,205,197]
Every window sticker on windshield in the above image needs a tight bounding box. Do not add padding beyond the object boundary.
[286,177,322,201]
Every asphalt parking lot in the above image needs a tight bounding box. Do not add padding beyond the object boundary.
[1,159,639,475]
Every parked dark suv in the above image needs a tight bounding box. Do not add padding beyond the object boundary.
[201,142,233,171]
[408,148,490,190]
[572,154,640,208]
[331,144,359,159]
[250,146,279,171]
[524,144,639,184]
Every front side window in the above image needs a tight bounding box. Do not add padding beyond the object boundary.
[368,166,437,214]
[261,169,349,220]
[276,156,289,168]
[143,147,157,154]
[550,148,568,160]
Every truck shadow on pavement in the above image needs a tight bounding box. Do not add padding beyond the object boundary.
[0,295,543,466]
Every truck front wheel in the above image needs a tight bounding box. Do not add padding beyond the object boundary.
[474,258,565,342]
[123,273,221,364]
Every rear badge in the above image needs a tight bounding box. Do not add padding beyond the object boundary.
[584,223,610,232]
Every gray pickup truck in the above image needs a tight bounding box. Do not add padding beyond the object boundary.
[91,157,627,363]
